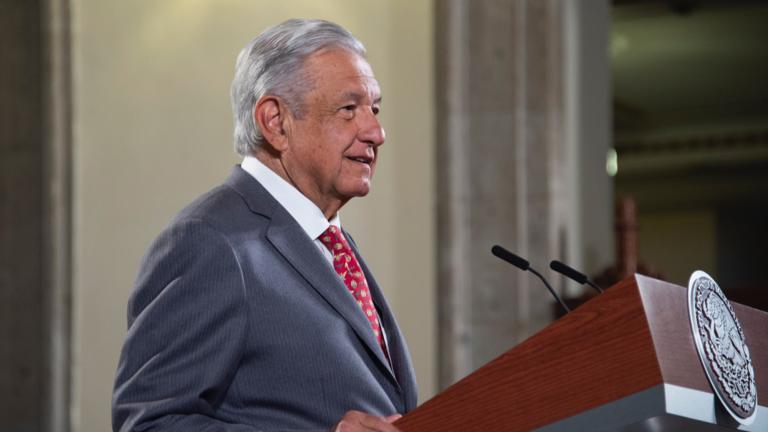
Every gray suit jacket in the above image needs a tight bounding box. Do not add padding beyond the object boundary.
[112,167,418,431]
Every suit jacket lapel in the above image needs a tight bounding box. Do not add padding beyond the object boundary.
[346,233,419,410]
[225,167,398,384]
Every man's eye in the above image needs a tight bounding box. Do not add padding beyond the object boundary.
[372,106,380,115]
[342,105,356,112]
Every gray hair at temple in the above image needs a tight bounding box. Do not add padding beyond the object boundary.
[230,19,367,156]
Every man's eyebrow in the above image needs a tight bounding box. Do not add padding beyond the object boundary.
[339,91,382,104]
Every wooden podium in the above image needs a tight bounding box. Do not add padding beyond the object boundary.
[396,275,768,431]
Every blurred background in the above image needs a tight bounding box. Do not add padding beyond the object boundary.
[1,0,766,431]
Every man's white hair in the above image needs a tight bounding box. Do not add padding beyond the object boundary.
[230,19,367,156]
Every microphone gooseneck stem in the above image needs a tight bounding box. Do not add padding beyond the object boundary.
[587,280,604,294]
[528,267,570,313]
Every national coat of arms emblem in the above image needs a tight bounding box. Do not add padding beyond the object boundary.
[688,270,757,425]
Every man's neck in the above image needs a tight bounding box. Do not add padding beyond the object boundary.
[253,151,344,220]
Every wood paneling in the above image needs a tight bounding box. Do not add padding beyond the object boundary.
[397,278,663,431]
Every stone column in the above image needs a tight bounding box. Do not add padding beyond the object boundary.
[436,0,607,387]
[0,2,47,430]
[436,0,567,386]
[0,0,72,430]
[42,0,73,430]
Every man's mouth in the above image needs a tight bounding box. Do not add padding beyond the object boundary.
[346,156,373,165]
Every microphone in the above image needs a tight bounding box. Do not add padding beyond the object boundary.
[491,245,570,313]
[549,260,604,293]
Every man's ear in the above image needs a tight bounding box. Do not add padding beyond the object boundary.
[253,96,291,152]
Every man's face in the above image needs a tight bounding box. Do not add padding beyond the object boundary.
[281,48,385,213]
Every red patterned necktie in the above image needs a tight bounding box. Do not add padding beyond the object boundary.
[319,226,388,357]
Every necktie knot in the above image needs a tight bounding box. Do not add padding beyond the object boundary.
[320,225,348,255]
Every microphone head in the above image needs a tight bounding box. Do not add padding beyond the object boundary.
[550,260,589,284]
[491,245,530,271]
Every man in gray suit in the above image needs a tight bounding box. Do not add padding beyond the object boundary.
[112,19,418,431]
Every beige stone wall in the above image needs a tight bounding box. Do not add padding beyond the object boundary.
[71,1,435,430]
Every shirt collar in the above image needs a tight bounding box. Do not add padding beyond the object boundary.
[241,156,340,240]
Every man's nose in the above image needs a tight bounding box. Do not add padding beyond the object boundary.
[358,110,385,147]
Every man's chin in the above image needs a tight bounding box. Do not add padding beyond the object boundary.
[338,181,372,199]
